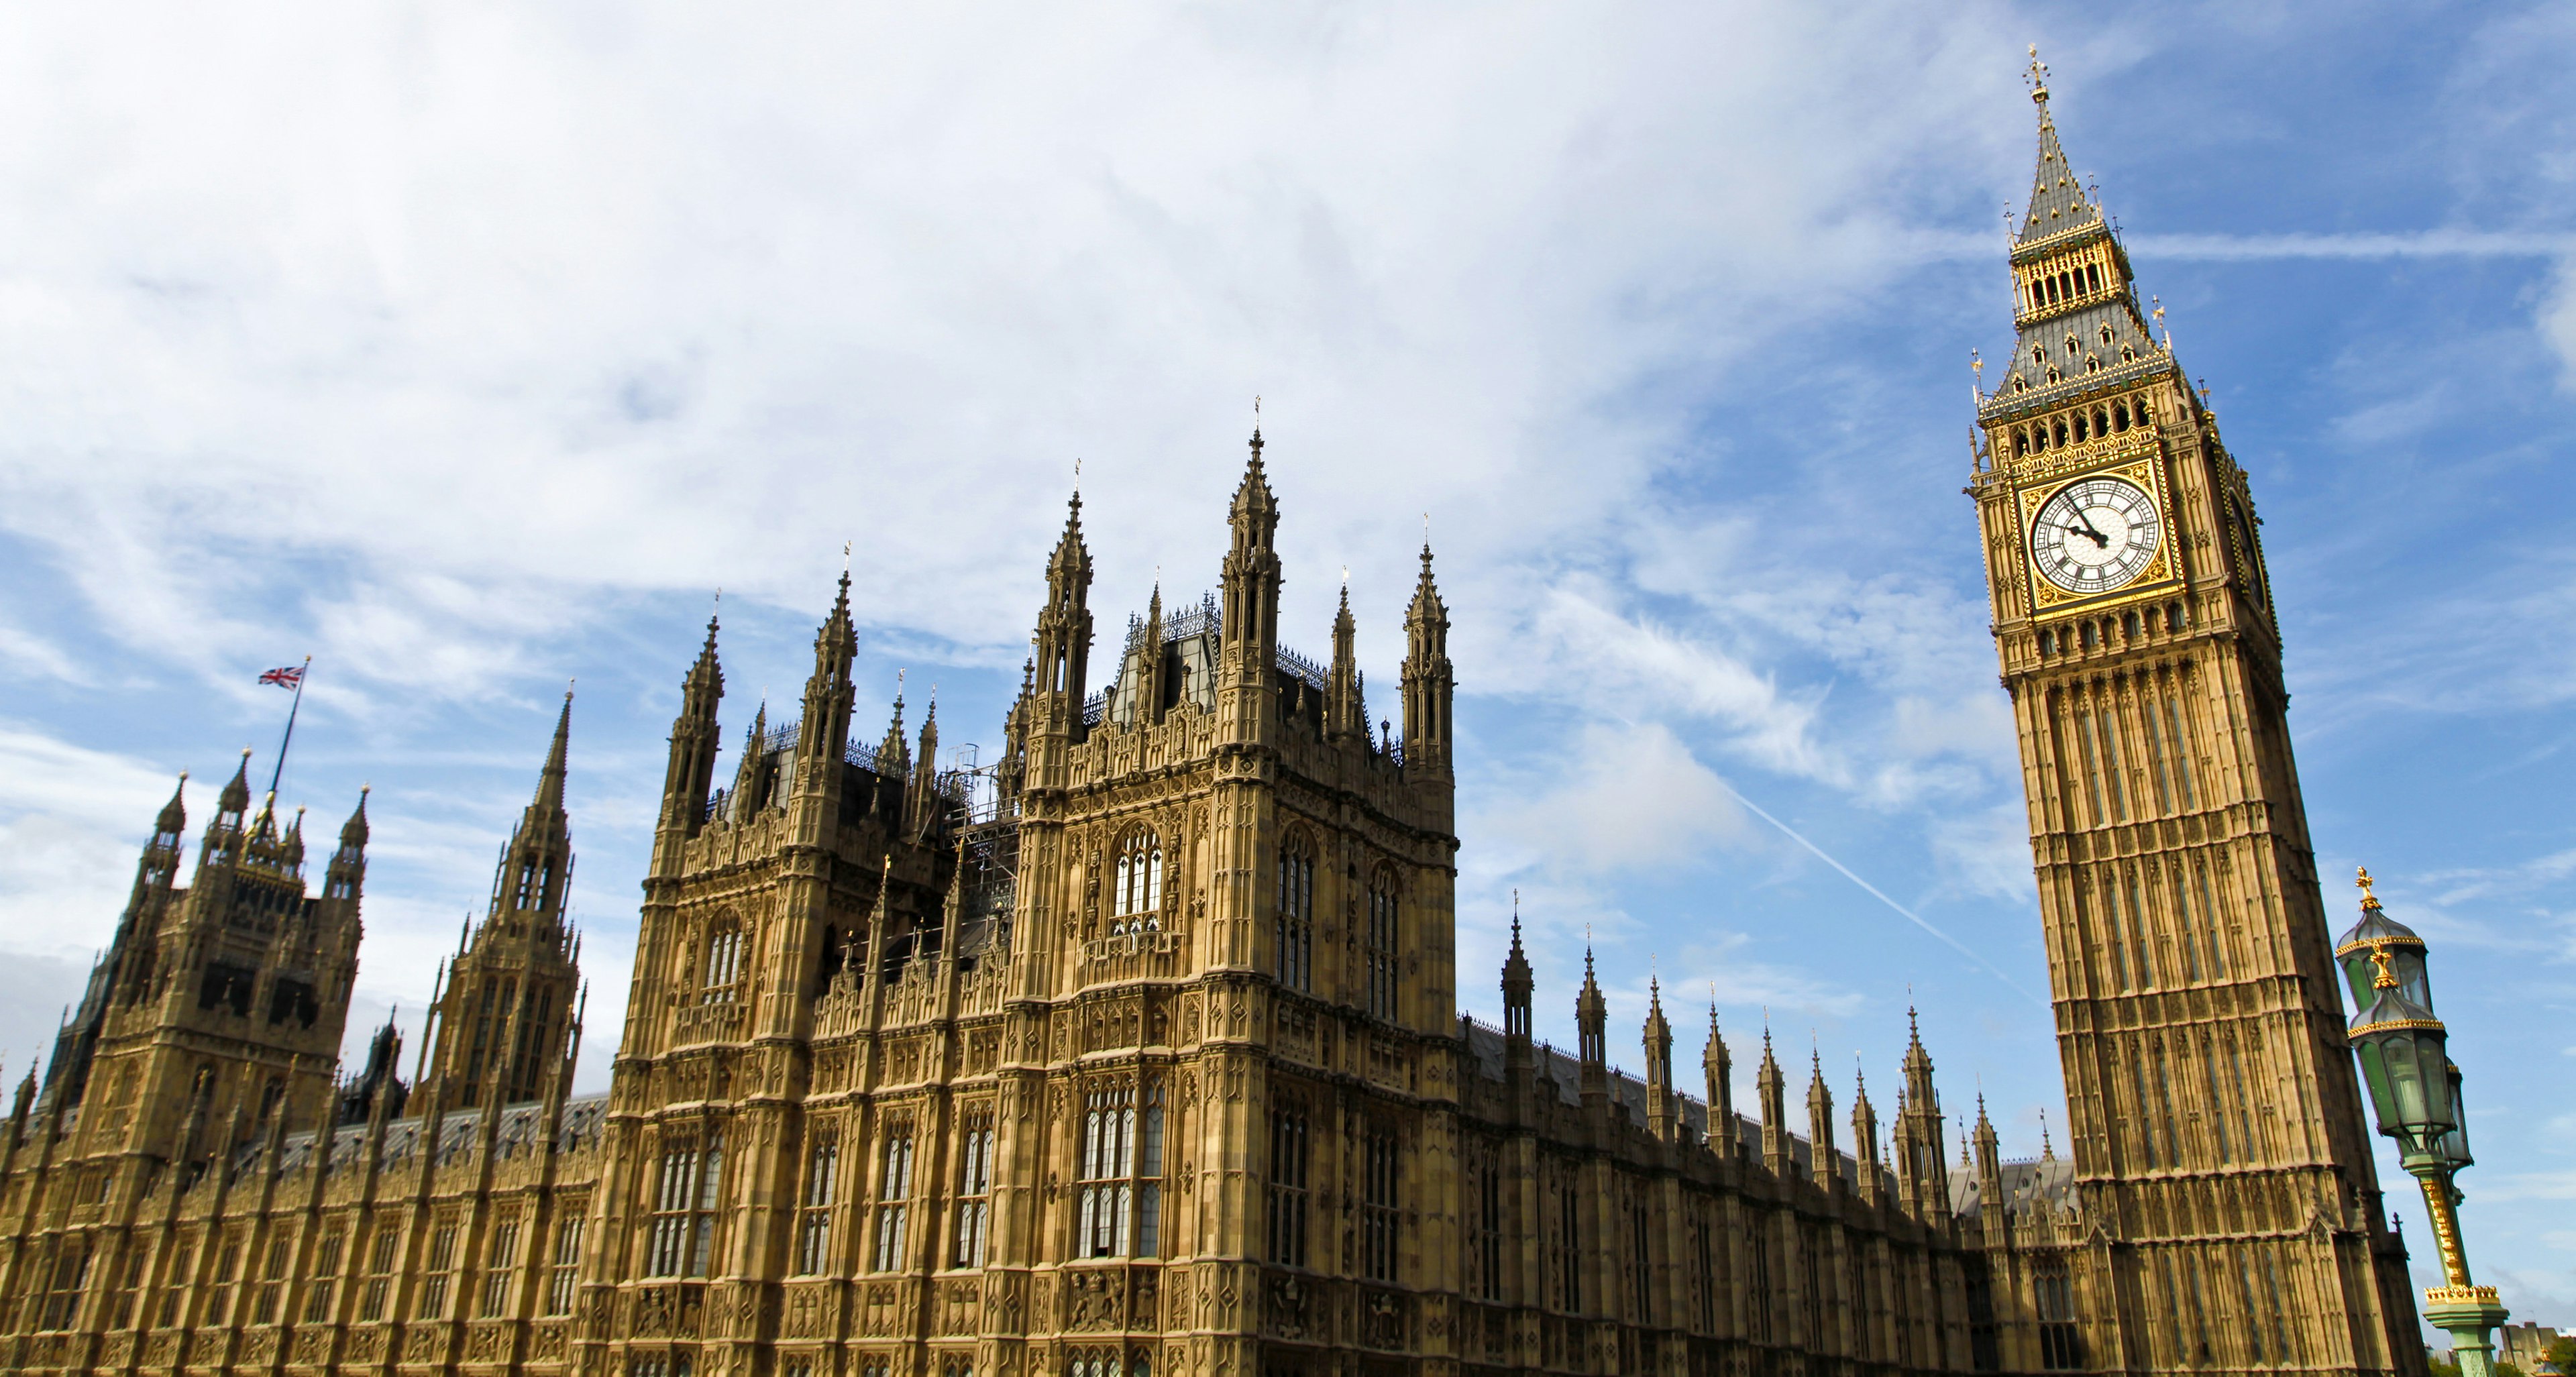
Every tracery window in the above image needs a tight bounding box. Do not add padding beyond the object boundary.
[1361,1127,1399,1282]
[480,1219,520,1318]
[546,1217,583,1316]
[1112,832,1163,926]
[873,1123,916,1272]
[796,1133,840,1275]
[303,1231,345,1325]
[418,1225,458,1319]
[1267,1101,1310,1267]
[702,922,746,1003]
[160,1241,195,1328]
[357,1231,394,1321]
[1077,1085,1164,1258]
[252,1238,289,1323]
[955,1113,995,1268]
[1365,871,1399,1021]
[1275,835,1314,991]
[647,1134,724,1277]
[1552,1176,1580,1311]
[2036,1266,2084,1369]
[1468,1148,1503,1301]
[38,1237,89,1331]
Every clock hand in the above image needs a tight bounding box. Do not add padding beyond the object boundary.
[2063,521,2107,549]
[2070,508,2112,543]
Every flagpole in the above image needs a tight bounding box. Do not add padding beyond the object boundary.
[266,656,311,802]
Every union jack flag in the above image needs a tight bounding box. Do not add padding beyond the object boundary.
[258,665,305,689]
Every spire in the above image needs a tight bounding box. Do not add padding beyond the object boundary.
[657,607,725,842]
[324,786,369,906]
[1853,1062,1883,1205]
[2014,48,2100,246]
[217,748,253,822]
[1401,539,1453,772]
[1328,576,1362,742]
[1030,488,1095,761]
[156,773,189,838]
[1757,1025,1789,1178]
[1702,998,1733,1150]
[1501,893,1534,1051]
[1973,1093,2004,1203]
[1218,420,1283,729]
[1984,52,2161,407]
[878,679,911,777]
[535,689,572,816]
[1643,975,1676,1141]
[796,570,860,792]
[489,697,575,930]
[1807,1044,1839,1193]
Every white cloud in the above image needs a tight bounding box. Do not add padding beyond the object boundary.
[0,724,187,958]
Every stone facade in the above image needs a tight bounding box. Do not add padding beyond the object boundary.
[1962,58,2424,1376]
[0,64,2427,1377]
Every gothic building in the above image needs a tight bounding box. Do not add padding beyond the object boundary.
[0,60,2420,1377]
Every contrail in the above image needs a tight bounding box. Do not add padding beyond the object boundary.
[1715,779,2048,1009]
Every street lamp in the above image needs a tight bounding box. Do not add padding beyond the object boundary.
[2339,867,2508,1377]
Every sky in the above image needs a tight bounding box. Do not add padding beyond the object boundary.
[0,0,2568,1336]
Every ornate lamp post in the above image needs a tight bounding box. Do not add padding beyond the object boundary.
[2337,868,2508,1376]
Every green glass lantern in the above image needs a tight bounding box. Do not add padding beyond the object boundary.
[2340,867,2508,1377]
[2434,1060,2473,1172]
[2335,867,2431,1014]
[2348,979,2453,1161]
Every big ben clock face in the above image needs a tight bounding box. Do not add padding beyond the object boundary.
[2031,476,2163,596]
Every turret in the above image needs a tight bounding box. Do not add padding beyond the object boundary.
[1328,579,1363,742]
[420,701,585,1109]
[1501,907,1534,1079]
[794,575,859,805]
[1894,1008,1951,1221]
[1758,1029,1790,1178]
[906,692,942,836]
[1216,428,1281,746]
[1401,543,1454,773]
[1852,1067,1883,1206]
[1575,946,1608,1107]
[656,613,724,846]
[323,786,370,901]
[1642,977,1675,1140]
[1807,1048,1839,1194]
[1702,1003,1733,1155]
[1028,494,1095,785]
[1973,1094,2004,1215]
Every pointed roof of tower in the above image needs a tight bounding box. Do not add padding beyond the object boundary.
[218,749,253,815]
[1051,490,1089,576]
[339,787,370,848]
[1501,899,1533,995]
[1409,542,1447,620]
[2015,49,2101,247]
[1230,425,1279,535]
[535,690,573,816]
[156,773,189,836]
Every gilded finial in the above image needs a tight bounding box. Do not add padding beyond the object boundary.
[2357,865,2381,910]
[2026,44,2049,104]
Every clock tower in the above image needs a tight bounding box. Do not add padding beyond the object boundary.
[1968,55,2423,1374]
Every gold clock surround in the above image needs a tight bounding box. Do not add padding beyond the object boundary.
[2015,453,2176,615]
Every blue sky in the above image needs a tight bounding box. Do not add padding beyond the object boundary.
[0,1,2568,1335]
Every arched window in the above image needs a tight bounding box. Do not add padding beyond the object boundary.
[1365,871,1399,1022]
[1111,832,1163,926]
[702,922,745,1004]
[2112,401,2130,431]
[1275,835,1314,992]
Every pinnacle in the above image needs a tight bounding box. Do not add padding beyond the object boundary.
[156,772,189,834]
[526,691,574,822]
[339,785,370,848]
[219,749,253,814]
